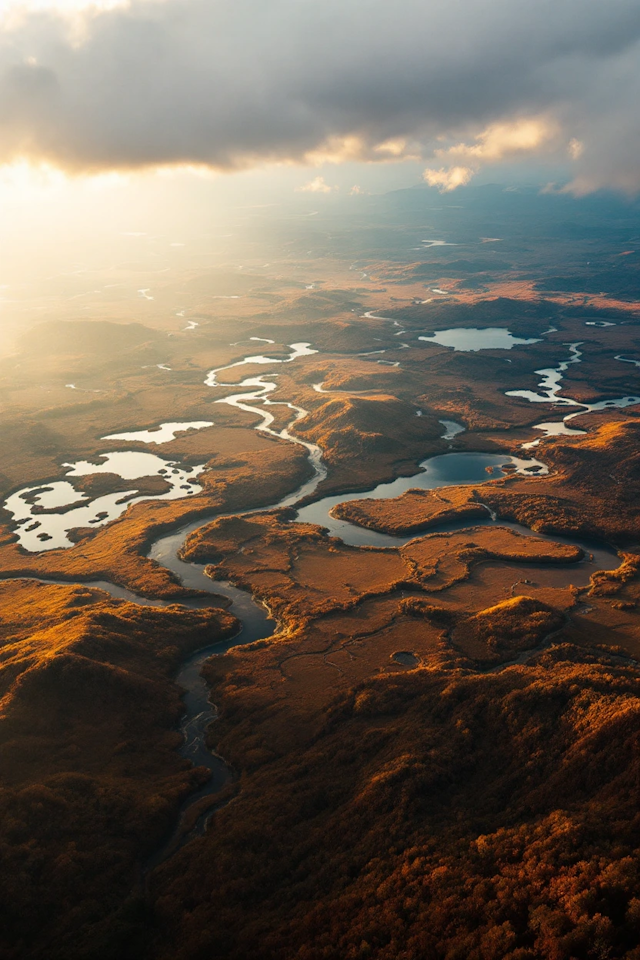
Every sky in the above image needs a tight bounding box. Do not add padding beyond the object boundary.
[1,0,640,284]
[1,0,640,192]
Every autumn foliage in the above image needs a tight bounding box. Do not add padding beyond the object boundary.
[0,580,236,959]
[147,645,640,960]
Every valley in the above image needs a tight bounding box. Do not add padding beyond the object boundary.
[1,185,640,959]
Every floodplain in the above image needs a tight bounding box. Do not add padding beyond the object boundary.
[2,185,640,959]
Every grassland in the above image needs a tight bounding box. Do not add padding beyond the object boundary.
[2,196,640,959]
[0,579,236,959]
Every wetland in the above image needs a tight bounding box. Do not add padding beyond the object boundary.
[3,183,640,960]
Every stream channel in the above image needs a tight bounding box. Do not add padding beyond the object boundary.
[3,331,633,865]
[144,439,619,864]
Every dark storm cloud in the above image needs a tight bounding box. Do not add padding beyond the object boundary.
[1,0,640,190]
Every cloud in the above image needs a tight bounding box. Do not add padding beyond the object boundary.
[297,176,333,193]
[423,166,474,193]
[424,116,559,190]
[439,117,558,164]
[568,138,584,160]
[1,0,640,191]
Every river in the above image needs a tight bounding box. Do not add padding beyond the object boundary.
[0,331,629,866]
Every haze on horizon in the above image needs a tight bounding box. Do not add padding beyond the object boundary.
[2,0,640,312]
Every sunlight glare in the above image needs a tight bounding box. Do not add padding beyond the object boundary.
[2,0,130,16]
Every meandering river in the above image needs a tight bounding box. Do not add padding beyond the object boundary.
[1,329,631,865]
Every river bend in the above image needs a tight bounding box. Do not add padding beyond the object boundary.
[0,333,628,864]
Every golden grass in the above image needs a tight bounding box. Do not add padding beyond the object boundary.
[183,513,582,634]
[334,485,488,534]
[0,578,236,955]
[0,430,310,597]
[332,420,640,548]
[451,595,565,663]
[2,275,640,958]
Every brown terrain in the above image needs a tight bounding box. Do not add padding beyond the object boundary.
[0,425,312,598]
[0,579,237,958]
[144,512,640,960]
[182,513,581,626]
[145,645,640,960]
[138,414,640,959]
[335,419,640,546]
[1,227,640,960]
